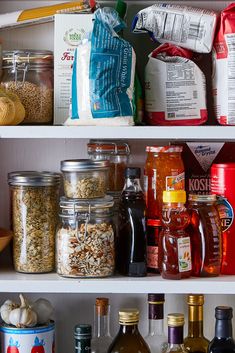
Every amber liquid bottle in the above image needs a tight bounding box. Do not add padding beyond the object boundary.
[108,309,150,353]
[184,294,209,353]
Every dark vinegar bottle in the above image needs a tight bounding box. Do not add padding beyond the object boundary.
[117,167,147,277]
[208,306,235,353]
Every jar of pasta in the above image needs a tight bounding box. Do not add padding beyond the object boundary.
[146,145,185,218]
[56,195,115,278]
[8,172,60,273]
[87,140,130,191]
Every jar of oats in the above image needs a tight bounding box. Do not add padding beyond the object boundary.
[1,50,53,124]
[8,172,61,273]
[61,159,109,199]
[56,195,115,278]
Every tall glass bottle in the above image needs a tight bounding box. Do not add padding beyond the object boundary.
[108,309,150,353]
[165,313,188,353]
[117,167,147,277]
[74,324,92,353]
[184,294,209,353]
[91,298,112,353]
[145,293,167,353]
[208,306,235,353]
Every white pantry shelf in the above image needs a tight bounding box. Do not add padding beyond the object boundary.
[1,270,235,294]
[0,126,234,140]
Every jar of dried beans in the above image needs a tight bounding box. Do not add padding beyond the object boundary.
[56,195,115,278]
[1,50,53,124]
[87,140,130,191]
[8,172,61,273]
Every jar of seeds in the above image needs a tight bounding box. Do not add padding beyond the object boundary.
[56,195,115,278]
[1,50,53,124]
[8,172,61,273]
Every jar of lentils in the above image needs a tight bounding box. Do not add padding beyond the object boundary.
[8,172,61,273]
[56,195,115,278]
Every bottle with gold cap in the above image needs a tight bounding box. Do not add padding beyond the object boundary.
[145,294,167,353]
[91,298,112,353]
[108,309,150,353]
[165,313,188,353]
[158,190,192,280]
[184,294,209,353]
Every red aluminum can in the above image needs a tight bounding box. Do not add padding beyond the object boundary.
[211,163,235,274]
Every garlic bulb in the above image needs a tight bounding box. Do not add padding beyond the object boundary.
[9,294,37,328]
[0,300,19,324]
[32,298,53,324]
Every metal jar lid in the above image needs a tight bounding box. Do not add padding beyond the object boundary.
[61,159,109,172]
[2,50,53,69]
[8,171,61,186]
[59,195,114,216]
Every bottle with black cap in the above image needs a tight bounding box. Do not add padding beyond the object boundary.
[117,167,147,277]
[145,293,167,353]
[74,324,92,353]
[208,306,235,353]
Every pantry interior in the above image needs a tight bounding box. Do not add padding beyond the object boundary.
[1,1,235,353]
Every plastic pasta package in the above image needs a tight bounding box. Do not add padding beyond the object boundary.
[66,7,135,126]
[132,3,217,53]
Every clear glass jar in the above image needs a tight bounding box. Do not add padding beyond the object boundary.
[56,195,115,278]
[61,159,109,199]
[8,172,61,273]
[1,50,53,124]
[87,140,130,191]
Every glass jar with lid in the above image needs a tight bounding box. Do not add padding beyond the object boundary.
[61,159,109,199]
[1,50,53,124]
[56,195,115,278]
[187,194,222,277]
[8,171,61,273]
[87,140,130,191]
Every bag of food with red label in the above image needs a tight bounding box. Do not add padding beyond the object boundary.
[213,3,235,125]
[145,43,208,126]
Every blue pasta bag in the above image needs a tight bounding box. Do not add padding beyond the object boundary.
[67,7,135,126]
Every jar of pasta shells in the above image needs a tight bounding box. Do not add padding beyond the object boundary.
[56,195,115,278]
[8,172,61,273]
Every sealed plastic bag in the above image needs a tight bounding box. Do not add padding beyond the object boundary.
[66,7,135,126]
[145,43,208,126]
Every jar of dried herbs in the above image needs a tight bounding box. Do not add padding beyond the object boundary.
[56,195,115,278]
[8,172,61,273]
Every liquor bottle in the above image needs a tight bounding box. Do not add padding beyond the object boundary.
[91,298,112,353]
[145,293,167,353]
[108,308,150,353]
[208,306,235,353]
[117,167,147,277]
[165,313,188,353]
[74,324,92,353]
[184,294,209,353]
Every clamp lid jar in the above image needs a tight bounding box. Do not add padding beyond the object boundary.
[56,195,115,278]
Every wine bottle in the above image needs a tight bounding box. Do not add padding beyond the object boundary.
[208,306,235,353]
[165,313,188,353]
[184,294,209,353]
[108,308,150,353]
[91,298,112,353]
[74,324,92,353]
[145,293,167,353]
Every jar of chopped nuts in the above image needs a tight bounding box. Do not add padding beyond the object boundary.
[87,140,130,191]
[8,172,61,273]
[61,159,109,199]
[56,195,115,278]
[1,50,53,124]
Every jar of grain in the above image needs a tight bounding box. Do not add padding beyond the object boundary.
[87,140,130,191]
[56,195,115,278]
[1,50,53,124]
[8,172,61,273]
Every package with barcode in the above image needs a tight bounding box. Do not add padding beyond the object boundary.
[132,3,217,53]
[145,44,208,125]
[213,3,235,125]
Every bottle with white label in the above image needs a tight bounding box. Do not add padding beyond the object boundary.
[159,190,192,280]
